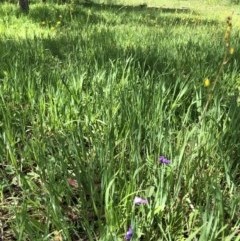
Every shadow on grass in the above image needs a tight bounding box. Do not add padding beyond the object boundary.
[221,94,240,185]
[89,2,194,13]
[0,21,223,89]
[23,1,221,28]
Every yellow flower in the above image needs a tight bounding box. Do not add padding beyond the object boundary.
[229,47,234,55]
[56,21,61,25]
[204,78,210,87]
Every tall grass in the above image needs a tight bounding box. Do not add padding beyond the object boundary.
[0,2,240,241]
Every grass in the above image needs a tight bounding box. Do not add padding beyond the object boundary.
[0,1,240,240]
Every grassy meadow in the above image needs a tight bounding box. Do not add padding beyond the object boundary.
[0,0,240,240]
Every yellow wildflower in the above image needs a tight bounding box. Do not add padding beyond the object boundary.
[204,78,210,87]
[56,21,61,25]
[229,47,234,55]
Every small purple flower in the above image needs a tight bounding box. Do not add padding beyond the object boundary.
[134,196,148,205]
[125,226,133,240]
[159,156,171,165]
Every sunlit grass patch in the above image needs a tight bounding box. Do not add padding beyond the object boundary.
[0,15,56,39]
[0,4,68,39]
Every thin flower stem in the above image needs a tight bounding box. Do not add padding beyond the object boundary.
[198,16,232,125]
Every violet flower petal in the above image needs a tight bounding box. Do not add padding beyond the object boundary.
[134,196,148,205]
[159,156,171,164]
[125,226,133,240]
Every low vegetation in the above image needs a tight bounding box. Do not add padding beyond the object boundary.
[0,1,240,240]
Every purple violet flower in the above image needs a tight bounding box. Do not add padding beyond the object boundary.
[134,196,148,205]
[159,156,171,165]
[125,226,133,240]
